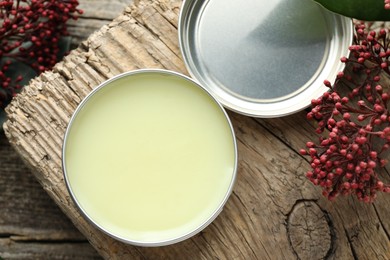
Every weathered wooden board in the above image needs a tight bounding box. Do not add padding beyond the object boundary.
[0,0,131,258]
[0,131,101,259]
[67,0,132,47]
[0,132,82,241]
[0,238,101,260]
[3,0,389,259]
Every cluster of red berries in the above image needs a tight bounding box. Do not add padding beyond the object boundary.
[0,0,83,108]
[385,0,390,10]
[301,22,390,202]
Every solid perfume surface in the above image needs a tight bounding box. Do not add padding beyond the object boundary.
[64,72,236,244]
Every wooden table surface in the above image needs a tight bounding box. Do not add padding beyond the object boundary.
[0,0,129,258]
[1,0,390,259]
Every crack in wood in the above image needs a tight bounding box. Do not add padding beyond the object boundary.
[231,191,274,259]
[80,62,110,86]
[191,237,212,260]
[236,228,259,259]
[197,232,221,258]
[372,204,390,240]
[132,247,147,260]
[129,3,183,60]
[344,228,359,260]
[78,16,117,21]
[323,208,337,260]
[0,233,87,243]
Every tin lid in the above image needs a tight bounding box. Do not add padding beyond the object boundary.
[179,0,353,117]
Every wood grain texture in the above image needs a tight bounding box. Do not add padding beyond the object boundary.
[0,131,101,259]
[0,0,129,258]
[0,238,100,260]
[67,0,133,47]
[0,132,82,241]
[3,0,390,259]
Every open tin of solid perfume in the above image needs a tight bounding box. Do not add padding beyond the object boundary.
[179,0,353,117]
[62,69,237,246]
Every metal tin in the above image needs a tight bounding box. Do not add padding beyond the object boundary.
[62,69,238,246]
[179,0,353,117]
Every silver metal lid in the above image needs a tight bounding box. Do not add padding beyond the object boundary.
[179,0,353,117]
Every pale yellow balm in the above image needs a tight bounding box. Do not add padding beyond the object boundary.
[63,70,237,246]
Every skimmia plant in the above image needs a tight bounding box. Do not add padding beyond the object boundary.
[301,1,390,202]
[300,24,390,202]
[0,0,82,109]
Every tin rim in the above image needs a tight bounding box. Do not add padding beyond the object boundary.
[178,0,353,117]
[62,69,238,246]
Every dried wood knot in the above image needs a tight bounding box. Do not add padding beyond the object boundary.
[287,200,333,260]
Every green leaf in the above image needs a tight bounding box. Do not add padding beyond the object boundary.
[313,0,390,21]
